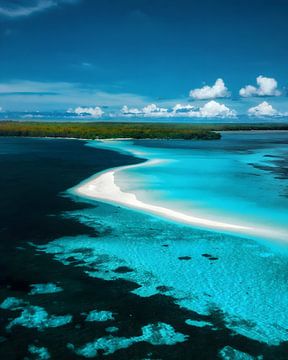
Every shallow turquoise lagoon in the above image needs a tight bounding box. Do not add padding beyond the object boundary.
[40,200,288,347]
[40,131,288,348]
[89,131,288,243]
[5,136,288,358]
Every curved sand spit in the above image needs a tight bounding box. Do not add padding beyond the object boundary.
[74,159,288,242]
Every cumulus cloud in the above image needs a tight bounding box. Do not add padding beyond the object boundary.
[68,106,104,117]
[122,101,236,118]
[240,76,281,97]
[172,104,195,113]
[189,101,236,118]
[248,101,279,117]
[0,0,79,18]
[189,79,230,100]
[121,104,169,117]
[142,104,168,115]
[121,105,142,115]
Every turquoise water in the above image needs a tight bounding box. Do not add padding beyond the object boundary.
[38,131,288,349]
[90,132,288,243]
[59,132,288,347]
[2,135,287,358]
[39,198,288,348]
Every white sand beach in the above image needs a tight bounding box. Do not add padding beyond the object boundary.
[74,160,288,242]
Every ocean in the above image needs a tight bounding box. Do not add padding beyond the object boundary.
[0,134,288,359]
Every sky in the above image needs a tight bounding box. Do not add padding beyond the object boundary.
[0,0,288,119]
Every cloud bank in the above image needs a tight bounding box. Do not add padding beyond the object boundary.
[122,104,169,117]
[248,101,279,117]
[172,104,194,113]
[68,106,104,117]
[189,79,230,100]
[240,76,281,97]
[122,101,236,118]
[191,101,236,118]
[1,79,287,119]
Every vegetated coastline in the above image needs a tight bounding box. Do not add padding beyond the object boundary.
[0,121,288,141]
[0,121,220,140]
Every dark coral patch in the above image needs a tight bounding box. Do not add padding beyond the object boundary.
[156,285,173,292]
[202,254,219,260]
[178,256,192,260]
[113,266,134,274]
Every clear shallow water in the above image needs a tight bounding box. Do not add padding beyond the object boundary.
[1,135,288,359]
[39,203,288,346]
[91,132,288,242]
[67,132,288,345]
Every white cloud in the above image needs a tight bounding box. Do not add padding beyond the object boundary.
[172,104,195,113]
[121,105,142,115]
[189,79,230,100]
[121,103,169,117]
[142,104,168,115]
[248,101,279,117]
[121,101,236,118]
[68,106,104,117]
[0,0,79,18]
[240,76,281,97]
[188,101,236,118]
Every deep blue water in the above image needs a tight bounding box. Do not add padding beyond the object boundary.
[0,136,288,359]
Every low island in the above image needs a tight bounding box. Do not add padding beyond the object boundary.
[0,121,288,140]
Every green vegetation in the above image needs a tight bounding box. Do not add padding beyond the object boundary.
[0,121,221,140]
[0,121,288,141]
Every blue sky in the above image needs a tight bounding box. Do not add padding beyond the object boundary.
[0,0,288,118]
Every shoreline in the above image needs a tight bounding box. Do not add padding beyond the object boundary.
[2,121,288,143]
[2,127,288,147]
[74,162,250,232]
[1,128,288,144]
[72,155,288,243]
